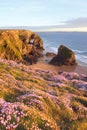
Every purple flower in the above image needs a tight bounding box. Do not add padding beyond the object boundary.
[0,98,26,129]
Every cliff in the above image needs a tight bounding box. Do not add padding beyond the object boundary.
[0,30,43,64]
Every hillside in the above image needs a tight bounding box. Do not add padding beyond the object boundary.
[0,30,43,64]
[0,59,87,130]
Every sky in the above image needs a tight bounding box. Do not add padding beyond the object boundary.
[0,0,87,31]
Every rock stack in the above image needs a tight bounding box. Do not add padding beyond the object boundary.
[50,45,77,66]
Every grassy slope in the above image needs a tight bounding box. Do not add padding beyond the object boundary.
[0,59,87,130]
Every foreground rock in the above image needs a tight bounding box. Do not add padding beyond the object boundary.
[50,45,76,66]
[0,30,43,64]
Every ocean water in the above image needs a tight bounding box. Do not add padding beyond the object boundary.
[37,32,87,67]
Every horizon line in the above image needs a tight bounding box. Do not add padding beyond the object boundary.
[0,25,87,32]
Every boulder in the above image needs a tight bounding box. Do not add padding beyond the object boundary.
[46,52,56,57]
[49,45,76,66]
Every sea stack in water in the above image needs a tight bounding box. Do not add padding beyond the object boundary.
[50,45,76,66]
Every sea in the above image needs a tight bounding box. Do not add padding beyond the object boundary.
[37,32,87,67]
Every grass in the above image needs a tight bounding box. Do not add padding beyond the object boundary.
[74,96,87,107]
[0,31,22,60]
[65,85,81,95]
[0,59,87,130]
[77,122,87,130]
[4,90,20,102]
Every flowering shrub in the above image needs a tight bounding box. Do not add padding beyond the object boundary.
[50,83,66,87]
[0,98,26,130]
[0,59,87,130]
[17,93,44,110]
[48,75,67,83]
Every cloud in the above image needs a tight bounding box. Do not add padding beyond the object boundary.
[36,17,87,28]
[45,17,87,29]
[64,17,87,27]
[29,17,87,32]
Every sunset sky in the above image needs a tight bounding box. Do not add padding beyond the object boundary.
[0,0,87,31]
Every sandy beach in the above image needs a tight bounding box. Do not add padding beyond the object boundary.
[31,56,87,75]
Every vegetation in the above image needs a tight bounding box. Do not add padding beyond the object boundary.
[0,59,87,130]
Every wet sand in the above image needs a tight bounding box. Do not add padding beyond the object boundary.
[31,56,87,75]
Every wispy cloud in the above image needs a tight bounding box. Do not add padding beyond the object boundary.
[29,17,87,32]
[64,17,87,27]
[48,17,87,29]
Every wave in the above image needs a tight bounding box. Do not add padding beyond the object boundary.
[81,55,87,59]
[76,54,87,65]
[73,49,87,54]
[50,47,58,53]
[44,45,58,53]
[48,48,87,56]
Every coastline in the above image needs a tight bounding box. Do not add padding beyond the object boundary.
[31,56,87,75]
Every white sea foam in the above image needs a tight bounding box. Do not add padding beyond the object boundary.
[81,55,87,59]
[76,54,87,65]
[73,49,87,54]
[50,47,58,53]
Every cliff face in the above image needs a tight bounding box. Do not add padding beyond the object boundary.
[0,30,43,64]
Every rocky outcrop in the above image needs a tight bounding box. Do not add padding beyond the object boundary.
[0,30,43,64]
[46,52,56,57]
[50,45,76,66]
[22,46,43,64]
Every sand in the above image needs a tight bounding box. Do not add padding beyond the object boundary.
[31,56,87,75]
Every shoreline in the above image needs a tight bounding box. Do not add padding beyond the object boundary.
[0,57,87,75]
[31,56,87,75]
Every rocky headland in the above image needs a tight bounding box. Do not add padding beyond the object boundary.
[0,30,43,64]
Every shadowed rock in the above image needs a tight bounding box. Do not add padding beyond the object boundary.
[46,52,56,57]
[49,45,77,66]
